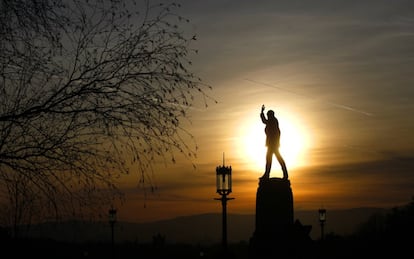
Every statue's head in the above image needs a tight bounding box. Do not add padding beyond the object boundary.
[267,110,275,117]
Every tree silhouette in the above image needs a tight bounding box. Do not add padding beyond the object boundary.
[0,0,214,229]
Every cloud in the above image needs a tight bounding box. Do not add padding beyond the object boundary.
[293,153,414,208]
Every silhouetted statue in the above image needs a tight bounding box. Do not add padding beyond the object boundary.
[260,104,288,180]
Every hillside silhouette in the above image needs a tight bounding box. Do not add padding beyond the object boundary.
[1,198,413,258]
[10,208,387,244]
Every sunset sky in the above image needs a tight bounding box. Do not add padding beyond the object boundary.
[117,0,414,223]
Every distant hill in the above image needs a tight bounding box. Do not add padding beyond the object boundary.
[21,208,388,245]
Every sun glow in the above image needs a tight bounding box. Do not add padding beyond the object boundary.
[236,111,309,175]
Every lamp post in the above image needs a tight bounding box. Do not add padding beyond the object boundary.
[318,208,326,241]
[108,207,117,246]
[214,157,234,255]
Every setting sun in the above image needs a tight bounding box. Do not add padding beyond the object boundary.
[236,110,309,175]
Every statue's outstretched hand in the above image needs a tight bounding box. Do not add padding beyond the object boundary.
[261,104,265,112]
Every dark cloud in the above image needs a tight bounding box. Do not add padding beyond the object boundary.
[294,153,414,207]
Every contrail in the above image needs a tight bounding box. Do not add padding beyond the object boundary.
[245,78,373,117]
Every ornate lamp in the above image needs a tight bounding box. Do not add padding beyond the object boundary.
[216,164,232,195]
[318,208,326,240]
[214,155,234,255]
[108,207,117,246]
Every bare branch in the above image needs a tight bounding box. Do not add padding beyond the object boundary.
[0,0,215,227]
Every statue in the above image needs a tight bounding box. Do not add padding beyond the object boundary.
[260,104,288,180]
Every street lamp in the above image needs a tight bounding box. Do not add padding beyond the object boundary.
[318,208,326,240]
[108,207,117,246]
[214,157,234,254]
[216,165,232,196]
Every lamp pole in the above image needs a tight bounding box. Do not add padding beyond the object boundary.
[318,208,326,241]
[214,156,234,255]
[108,207,117,247]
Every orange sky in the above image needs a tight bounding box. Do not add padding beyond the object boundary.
[115,0,414,223]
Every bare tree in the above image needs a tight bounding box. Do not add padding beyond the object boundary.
[0,0,214,228]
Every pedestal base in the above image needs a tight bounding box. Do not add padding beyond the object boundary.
[249,177,313,259]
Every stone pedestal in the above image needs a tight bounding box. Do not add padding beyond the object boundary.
[255,177,293,235]
[249,177,313,259]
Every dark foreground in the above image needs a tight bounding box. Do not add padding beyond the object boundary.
[2,235,412,259]
[3,197,413,258]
